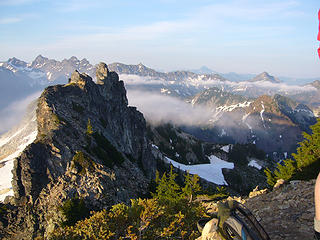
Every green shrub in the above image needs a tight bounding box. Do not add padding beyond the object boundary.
[71,151,95,175]
[59,196,90,227]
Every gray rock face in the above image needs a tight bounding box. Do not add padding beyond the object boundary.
[2,64,156,238]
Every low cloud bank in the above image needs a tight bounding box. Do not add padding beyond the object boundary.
[0,91,41,135]
[120,74,164,85]
[127,90,212,126]
[120,74,317,94]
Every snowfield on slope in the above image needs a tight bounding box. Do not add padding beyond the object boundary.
[164,155,234,185]
[0,130,37,202]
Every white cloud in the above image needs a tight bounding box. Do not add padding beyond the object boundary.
[0,92,41,134]
[120,74,164,85]
[127,90,212,126]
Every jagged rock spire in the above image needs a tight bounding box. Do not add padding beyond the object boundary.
[69,70,92,87]
[96,62,109,84]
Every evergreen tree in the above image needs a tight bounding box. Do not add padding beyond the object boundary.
[265,118,320,186]
[292,119,320,170]
[154,166,181,205]
[273,159,296,181]
[182,171,201,202]
[264,168,276,187]
[86,118,93,135]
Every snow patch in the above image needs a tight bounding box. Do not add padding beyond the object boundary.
[151,144,159,149]
[260,102,266,128]
[164,155,234,185]
[47,71,52,80]
[260,102,265,122]
[221,145,230,153]
[248,159,262,170]
[0,130,37,202]
[220,128,226,136]
[216,101,252,112]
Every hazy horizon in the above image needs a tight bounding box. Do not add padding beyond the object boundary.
[0,0,319,79]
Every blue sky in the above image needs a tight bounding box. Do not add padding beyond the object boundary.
[0,0,319,78]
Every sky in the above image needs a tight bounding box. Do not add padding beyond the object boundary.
[0,0,319,78]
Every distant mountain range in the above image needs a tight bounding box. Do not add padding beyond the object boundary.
[0,55,319,156]
[190,65,320,85]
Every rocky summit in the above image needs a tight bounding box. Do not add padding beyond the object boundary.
[0,63,156,239]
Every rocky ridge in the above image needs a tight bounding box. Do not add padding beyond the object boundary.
[0,63,156,239]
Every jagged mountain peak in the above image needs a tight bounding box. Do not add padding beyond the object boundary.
[31,55,50,68]
[250,72,281,83]
[34,54,48,62]
[191,65,216,74]
[7,57,27,68]
[69,56,79,62]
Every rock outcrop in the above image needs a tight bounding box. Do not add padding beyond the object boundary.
[202,180,315,240]
[245,180,315,240]
[1,63,156,239]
